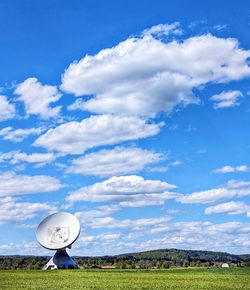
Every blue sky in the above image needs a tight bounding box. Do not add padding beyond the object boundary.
[0,0,250,256]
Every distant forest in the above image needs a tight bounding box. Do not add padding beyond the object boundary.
[1,248,250,270]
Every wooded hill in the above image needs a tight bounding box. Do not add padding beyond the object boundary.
[111,248,250,262]
[0,248,249,269]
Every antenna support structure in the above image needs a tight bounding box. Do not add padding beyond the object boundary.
[36,212,81,270]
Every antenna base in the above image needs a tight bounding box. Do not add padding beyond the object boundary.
[43,249,79,270]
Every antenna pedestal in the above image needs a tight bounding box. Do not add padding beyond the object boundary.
[43,249,79,270]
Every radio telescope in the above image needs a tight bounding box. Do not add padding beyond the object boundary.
[36,212,80,270]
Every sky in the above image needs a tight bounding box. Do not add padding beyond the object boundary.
[0,0,250,256]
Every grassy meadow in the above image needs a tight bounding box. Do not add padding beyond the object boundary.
[0,267,249,290]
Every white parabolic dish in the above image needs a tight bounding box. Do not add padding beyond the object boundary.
[36,212,80,250]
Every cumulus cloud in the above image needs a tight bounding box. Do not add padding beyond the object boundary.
[68,146,164,177]
[62,33,250,117]
[0,95,15,121]
[210,90,243,109]
[12,152,55,166]
[34,115,162,155]
[0,171,62,196]
[205,201,250,216]
[14,78,62,119]
[67,175,177,205]
[0,126,44,142]
[178,179,250,204]
[0,151,55,167]
[213,165,249,174]
[0,196,57,224]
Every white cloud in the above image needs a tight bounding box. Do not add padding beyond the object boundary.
[34,115,162,155]
[14,77,62,119]
[68,146,164,177]
[0,95,15,121]
[79,235,95,244]
[10,152,56,166]
[0,171,63,196]
[149,166,168,172]
[142,22,183,37]
[205,201,250,216]
[77,214,171,230]
[3,220,250,256]
[0,151,55,167]
[138,221,250,254]
[213,24,227,31]
[0,126,44,142]
[75,204,122,221]
[211,90,243,109]
[62,34,250,117]
[0,240,51,256]
[118,192,176,208]
[169,160,182,167]
[236,166,247,172]
[214,165,249,174]
[0,151,14,163]
[73,219,250,256]
[188,20,207,29]
[0,196,57,224]
[97,233,121,240]
[67,175,177,205]
[178,179,250,204]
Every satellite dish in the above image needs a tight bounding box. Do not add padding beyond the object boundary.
[36,212,80,270]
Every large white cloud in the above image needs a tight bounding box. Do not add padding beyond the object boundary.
[0,126,44,143]
[62,33,250,117]
[0,171,62,196]
[14,78,62,119]
[0,196,57,224]
[0,95,15,121]
[67,175,177,205]
[34,115,162,154]
[178,180,250,204]
[68,146,164,177]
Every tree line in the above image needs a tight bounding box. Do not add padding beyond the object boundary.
[0,248,249,270]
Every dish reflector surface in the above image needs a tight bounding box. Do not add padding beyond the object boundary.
[36,212,80,250]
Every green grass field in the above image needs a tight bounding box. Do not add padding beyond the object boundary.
[0,267,249,290]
